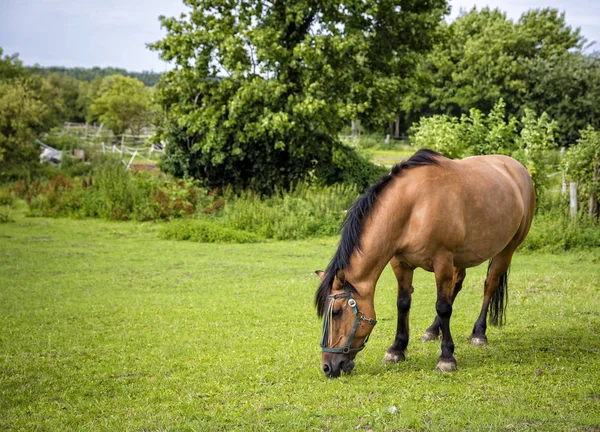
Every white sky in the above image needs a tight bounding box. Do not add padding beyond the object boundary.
[0,0,598,72]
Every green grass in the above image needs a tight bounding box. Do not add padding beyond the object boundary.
[1,212,599,431]
[369,147,416,167]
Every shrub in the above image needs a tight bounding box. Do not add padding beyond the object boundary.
[0,209,13,223]
[11,157,214,222]
[411,99,558,202]
[520,211,600,252]
[159,219,261,243]
[0,187,14,206]
[214,182,358,240]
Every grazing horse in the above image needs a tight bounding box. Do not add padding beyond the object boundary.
[315,149,535,378]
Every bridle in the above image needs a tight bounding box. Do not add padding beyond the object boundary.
[320,284,377,354]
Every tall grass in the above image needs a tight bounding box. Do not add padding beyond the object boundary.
[520,211,600,252]
[11,157,210,221]
[213,182,358,240]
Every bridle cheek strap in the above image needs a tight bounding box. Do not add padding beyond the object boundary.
[321,287,377,354]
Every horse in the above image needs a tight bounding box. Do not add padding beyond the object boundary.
[315,148,535,378]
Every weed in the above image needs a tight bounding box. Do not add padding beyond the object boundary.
[160,219,261,243]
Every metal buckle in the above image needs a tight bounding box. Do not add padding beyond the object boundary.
[348,299,356,308]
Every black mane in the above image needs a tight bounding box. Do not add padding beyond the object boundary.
[315,148,441,316]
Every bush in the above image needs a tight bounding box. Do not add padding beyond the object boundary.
[0,209,13,223]
[520,211,600,252]
[411,99,558,201]
[0,188,14,206]
[159,219,261,243]
[12,157,213,221]
[213,182,358,240]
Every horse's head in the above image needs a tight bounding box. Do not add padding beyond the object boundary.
[315,270,377,378]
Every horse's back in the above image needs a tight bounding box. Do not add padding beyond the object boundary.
[394,154,535,269]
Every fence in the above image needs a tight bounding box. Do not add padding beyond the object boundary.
[43,123,164,169]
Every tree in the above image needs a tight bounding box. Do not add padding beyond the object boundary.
[43,73,88,123]
[90,76,156,135]
[0,48,26,81]
[562,126,600,218]
[402,7,584,135]
[150,0,447,193]
[523,53,600,146]
[29,66,162,87]
[0,80,48,180]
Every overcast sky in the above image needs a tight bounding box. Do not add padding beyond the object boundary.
[1,0,598,72]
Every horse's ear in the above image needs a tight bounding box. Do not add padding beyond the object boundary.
[335,269,346,284]
[315,270,326,281]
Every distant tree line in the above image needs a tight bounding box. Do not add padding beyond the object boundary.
[391,7,600,147]
[0,48,158,180]
[28,66,162,87]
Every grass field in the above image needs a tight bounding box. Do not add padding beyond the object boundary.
[1,212,599,431]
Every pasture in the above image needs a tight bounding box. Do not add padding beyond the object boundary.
[1,212,599,431]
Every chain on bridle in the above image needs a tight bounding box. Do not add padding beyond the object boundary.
[320,284,377,354]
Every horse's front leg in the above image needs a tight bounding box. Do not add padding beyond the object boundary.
[383,258,414,363]
[434,257,458,372]
[421,267,465,342]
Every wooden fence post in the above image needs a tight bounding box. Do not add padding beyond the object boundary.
[569,182,578,218]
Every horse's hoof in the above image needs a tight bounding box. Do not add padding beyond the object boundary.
[470,335,488,346]
[435,358,457,373]
[420,331,439,342]
[383,351,405,363]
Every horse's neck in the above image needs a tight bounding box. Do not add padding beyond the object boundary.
[345,218,401,299]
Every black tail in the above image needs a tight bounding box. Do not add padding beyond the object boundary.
[487,261,509,327]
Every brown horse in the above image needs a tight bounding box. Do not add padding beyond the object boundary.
[315,149,535,378]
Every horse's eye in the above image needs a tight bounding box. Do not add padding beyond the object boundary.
[332,309,342,319]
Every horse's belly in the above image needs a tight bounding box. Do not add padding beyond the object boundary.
[452,252,492,269]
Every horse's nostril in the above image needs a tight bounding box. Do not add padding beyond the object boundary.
[323,364,331,374]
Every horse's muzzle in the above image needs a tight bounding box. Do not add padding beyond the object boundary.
[322,353,355,378]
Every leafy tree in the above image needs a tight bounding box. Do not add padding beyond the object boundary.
[150,0,447,193]
[523,53,600,146]
[90,76,156,135]
[562,126,600,218]
[0,80,48,179]
[0,48,26,81]
[402,7,584,136]
[29,66,162,87]
[43,73,88,123]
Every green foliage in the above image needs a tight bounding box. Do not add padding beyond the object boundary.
[0,187,14,206]
[213,182,358,240]
[29,65,162,87]
[411,114,464,159]
[411,99,557,200]
[520,211,600,252]
[150,0,447,193]
[0,48,26,81]
[90,76,156,135]
[13,159,210,221]
[159,219,261,243]
[516,109,558,196]
[562,126,600,216]
[402,7,586,143]
[0,80,47,180]
[43,73,88,123]
[523,53,600,146]
[0,209,12,223]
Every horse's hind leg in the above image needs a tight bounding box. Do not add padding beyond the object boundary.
[384,257,414,364]
[421,267,466,342]
[470,249,513,346]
